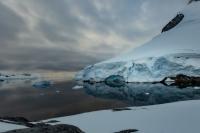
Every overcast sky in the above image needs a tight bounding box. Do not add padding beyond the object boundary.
[0,0,188,72]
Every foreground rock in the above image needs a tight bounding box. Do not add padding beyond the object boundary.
[3,124,84,133]
[0,117,84,133]
[0,117,34,127]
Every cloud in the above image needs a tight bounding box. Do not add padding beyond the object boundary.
[0,0,188,71]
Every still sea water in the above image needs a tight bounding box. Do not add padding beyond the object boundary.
[1,72,200,121]
[0,72,128,121]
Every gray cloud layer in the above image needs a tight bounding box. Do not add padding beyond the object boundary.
[0,0,188,71]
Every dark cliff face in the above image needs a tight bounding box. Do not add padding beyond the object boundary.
[188,0,200,4]
[162,0,200,33]
[161,13,184,33]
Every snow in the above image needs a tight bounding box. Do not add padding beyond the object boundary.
[76,1,200,82]
[1,100,200,133]
[0,122,26,132]
[72,85,83,90]
[47,100,200,133]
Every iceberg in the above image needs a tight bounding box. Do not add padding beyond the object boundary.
[76,1,200,82]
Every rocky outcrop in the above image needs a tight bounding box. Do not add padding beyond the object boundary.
[162,14,184,33]
[0,117,34,127]
[3,124,84,133]
[160,74,200,88]
[112,107,132,112]
[0,117,84,133]
[114,129,139,133]
[188,0,200,4]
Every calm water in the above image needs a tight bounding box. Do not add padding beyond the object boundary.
[1,75,200,121]
[0,78,128,121]
[83,82,200,106]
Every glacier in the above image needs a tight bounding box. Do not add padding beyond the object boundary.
[76,1,200,82]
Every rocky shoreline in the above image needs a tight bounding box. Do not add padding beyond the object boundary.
[159,74,200,88]
[0,116,139,133]
[3,124,84,133]
[0,117,84,133]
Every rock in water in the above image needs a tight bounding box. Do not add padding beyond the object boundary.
[105,75,125,87]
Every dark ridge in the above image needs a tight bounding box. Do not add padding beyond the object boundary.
[112,107,132,112]
[188,0,200,4]
[160,74,200,88]
[114,129,139,133]
[161,13,184,33]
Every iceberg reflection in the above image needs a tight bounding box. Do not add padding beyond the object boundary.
[82,82,200,106]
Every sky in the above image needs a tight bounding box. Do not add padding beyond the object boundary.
[0,0,188,72]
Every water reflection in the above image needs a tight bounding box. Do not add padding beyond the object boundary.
[0,79,128,121]
[83,82,200,106]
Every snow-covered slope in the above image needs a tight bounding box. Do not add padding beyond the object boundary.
[2,100,200,133]
[76,1,200,82]
[0,122,26,132]
[46,100,200,133]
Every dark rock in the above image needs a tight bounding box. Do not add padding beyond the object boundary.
[162,13,184,33]
[114,129,139,133]
[112,107,132,112]
[0,116,30,123]
[0,79,4,82]
[160,74,200,88]
[45,120,60,123]
[3,124,85,133]
[83,78,96,84]
[0,116,34,127]
[105,75,125,87]
[188,0,200,4]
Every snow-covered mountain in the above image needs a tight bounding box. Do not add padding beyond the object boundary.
[76,1,200,82]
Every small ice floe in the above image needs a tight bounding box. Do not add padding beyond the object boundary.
[33,81,52,89]
[72,85,83,90]
[194,87,200,90]
[145,92,150,95]
[56,90,61,93]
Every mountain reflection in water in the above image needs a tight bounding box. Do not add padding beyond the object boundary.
[82,82,200,106]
